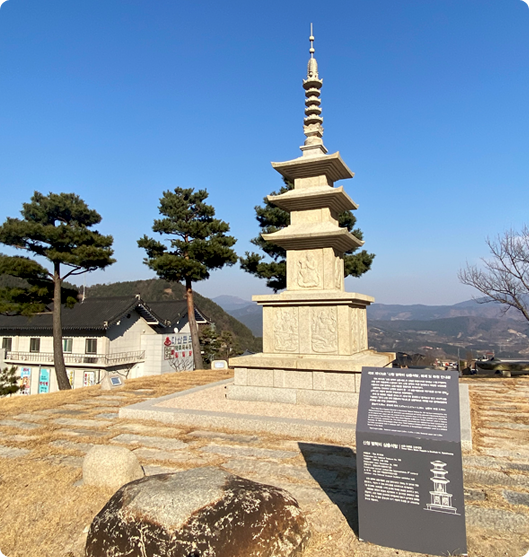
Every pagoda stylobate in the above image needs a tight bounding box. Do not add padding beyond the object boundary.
[228,28,394,408]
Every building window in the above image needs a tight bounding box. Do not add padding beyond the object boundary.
[85,338,97,354]
[2,337,12,352]
[63,338,73,353]
[30,338,40,353]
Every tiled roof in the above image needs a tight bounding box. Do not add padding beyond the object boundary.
[0,296,203,332]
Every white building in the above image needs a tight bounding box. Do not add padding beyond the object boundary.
[0,295,210,394]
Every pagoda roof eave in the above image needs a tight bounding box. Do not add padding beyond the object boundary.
[268,185,358,213]
[271,151,354,182]
[263,225,363,252]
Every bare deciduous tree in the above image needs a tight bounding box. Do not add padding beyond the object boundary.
[459,226,529,322]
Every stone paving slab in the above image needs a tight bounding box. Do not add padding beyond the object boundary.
[464,487,486,501]
[53,410,89,416]
[50,440,94,453]
[488,421,529,430]
[267,481,332,506]
[126,389,155,395]
[222,458,345,489]
[301,451,357,470]
[188,430,260,444]
[110,433,187,451]
[480,428,526,438]
[0,444,31,458]
[484,447,529,458]
[465,505,529,534]
[45,454,84,468]
[503,489,529,507]
[11,413,49,422]
[83,399,122,407]
[0,419,42,430]
[464,468,529,488]
[132,447,215,466]
[56,428,111,438]
[112,423,183,436]
[143,464,181,475]
[464,455,507,469]
[53,417,113,428]
[35,408,76,415]
[200,443,298,460]
[3,434,40,442]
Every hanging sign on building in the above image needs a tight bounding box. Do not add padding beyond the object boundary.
[163,334,193,370]
[83,371,96,387]
[20,367,31,395]
[38,368,50,394]
[356,367,467,556]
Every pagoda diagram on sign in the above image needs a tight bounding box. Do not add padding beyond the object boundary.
[425,460,459,515]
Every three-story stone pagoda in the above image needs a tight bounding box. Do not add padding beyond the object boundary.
[228,30,394,408]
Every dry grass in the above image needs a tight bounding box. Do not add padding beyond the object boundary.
[2,372,529,557]
[0,369,232,557]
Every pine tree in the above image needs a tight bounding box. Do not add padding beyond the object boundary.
[0,255,78,316]
[138,188,237,370]
[240,180,375,291]
[0,192,115,390]
[0,365,20,397]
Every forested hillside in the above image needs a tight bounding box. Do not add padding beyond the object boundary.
[85,278,262,353]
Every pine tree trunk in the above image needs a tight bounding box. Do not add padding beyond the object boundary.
[53,262,71,390]
[186,278,204,371]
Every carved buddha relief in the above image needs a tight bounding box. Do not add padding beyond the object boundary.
[297,252,320,288]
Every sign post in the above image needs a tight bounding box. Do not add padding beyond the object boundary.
[356,367,467,556]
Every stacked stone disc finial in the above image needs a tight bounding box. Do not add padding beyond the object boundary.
[303,24,324,152]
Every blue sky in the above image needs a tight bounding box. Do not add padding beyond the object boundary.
[1,0,528,305]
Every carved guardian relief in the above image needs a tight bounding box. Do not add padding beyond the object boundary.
[351,308,368,353]
[297,252,321,288]
[311,307,338,353]
[274,307,299,353]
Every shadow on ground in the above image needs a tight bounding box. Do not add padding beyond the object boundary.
[298,442,359,535]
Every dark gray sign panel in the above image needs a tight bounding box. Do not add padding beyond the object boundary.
[356,367,467,556]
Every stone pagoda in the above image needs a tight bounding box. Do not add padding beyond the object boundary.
[228,29,394,408]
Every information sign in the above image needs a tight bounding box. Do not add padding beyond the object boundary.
[356,367,467,556]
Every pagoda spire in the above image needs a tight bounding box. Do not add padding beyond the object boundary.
[302,23,327,157]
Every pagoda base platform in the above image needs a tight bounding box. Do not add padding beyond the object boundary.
[227,350,395,408]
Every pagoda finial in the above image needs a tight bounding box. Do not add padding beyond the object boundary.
[302,24,327,157]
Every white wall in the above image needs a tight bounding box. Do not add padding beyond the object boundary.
[107,313,156,354]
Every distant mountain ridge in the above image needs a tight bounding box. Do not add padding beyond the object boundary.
[366,299,523,321]
[212,295,529,358]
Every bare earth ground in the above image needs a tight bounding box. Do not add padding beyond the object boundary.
[0,370,528,557]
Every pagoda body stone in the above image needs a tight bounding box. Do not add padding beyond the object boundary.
[228,30,394,408]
